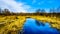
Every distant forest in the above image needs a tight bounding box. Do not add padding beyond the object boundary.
[0,6,60,17]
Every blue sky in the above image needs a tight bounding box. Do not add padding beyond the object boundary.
[0,0,60,13]
[16,0,60,8]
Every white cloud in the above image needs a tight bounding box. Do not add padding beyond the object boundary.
[32,0,36,4]
[0,0,32,13]
[32,0,45,5]
[38,0,46,5]
[38,2,44,5]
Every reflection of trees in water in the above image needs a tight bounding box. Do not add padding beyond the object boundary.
[35,20,45,26]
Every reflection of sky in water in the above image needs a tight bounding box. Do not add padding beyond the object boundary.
[20,18,59,34]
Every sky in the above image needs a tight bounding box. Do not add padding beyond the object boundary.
[0,0,60,13]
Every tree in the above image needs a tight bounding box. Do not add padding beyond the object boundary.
[36,9,41,13]
[0,8,2,14]
[41,9,46,13]
[57,6,60,13]
[3,9,11,15]
[50,8,57,13]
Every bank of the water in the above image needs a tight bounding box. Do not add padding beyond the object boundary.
[19,18,59,34]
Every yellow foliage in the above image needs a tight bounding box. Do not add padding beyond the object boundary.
[0,15,60,34]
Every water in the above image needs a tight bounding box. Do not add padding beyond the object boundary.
[19,18,59,34]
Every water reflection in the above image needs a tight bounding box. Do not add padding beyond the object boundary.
[35,20,45,26]
[19,18,59,34]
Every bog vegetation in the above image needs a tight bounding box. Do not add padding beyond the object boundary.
[0,8,60,34]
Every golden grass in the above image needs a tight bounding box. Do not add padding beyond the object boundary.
[0,15,60,34]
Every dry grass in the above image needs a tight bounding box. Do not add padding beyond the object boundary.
[0,15,60,34]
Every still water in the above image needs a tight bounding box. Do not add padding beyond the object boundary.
[19,18,59,34]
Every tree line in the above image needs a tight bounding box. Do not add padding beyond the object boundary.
[0,6,60,16]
